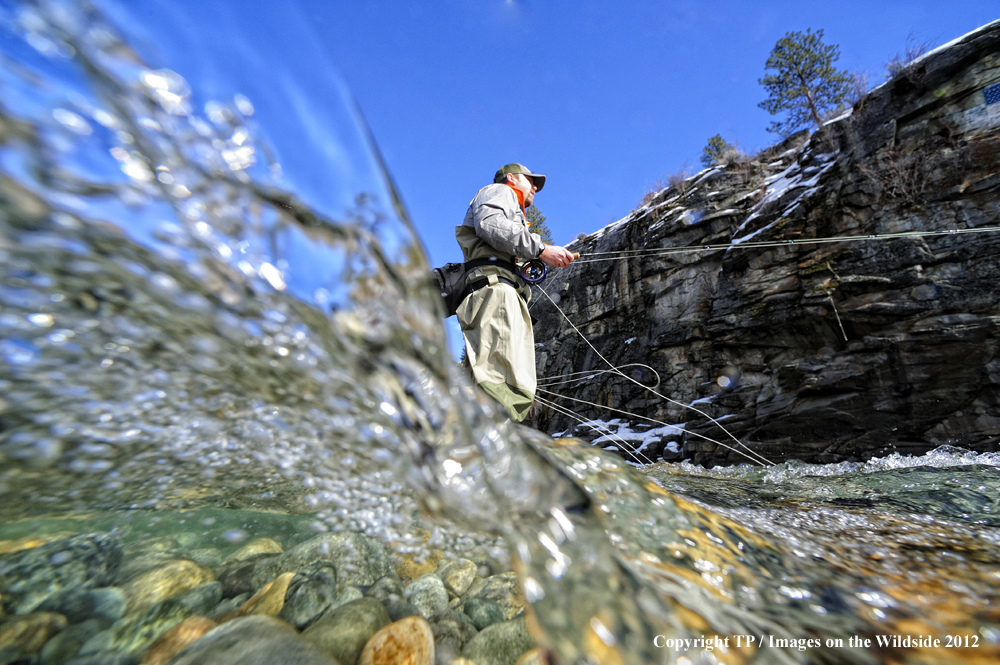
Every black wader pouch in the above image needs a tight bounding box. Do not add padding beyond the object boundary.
[432,258,524,318]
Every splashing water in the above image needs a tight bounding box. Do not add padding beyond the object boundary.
[2,3,999,665]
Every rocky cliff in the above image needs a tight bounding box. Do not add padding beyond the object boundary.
[530,20,1000,466]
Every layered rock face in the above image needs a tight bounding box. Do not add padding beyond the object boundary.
[530,20,1000,465]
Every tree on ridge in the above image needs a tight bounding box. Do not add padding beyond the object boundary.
[758,29,852,136]
[701,134,734,167]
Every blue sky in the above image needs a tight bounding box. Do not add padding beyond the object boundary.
[32,0,996,361]
[310,1,996,269]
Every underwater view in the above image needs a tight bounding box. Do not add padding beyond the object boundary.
[1,2,998,664]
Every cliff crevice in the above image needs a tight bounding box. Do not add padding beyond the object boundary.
[531,20,1000,465]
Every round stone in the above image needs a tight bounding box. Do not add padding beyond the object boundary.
[235,572,295,617]
[121,560,215,615]
[302,597,390,665]
[461,616,535,665]
[0,612,68,662]
[277,561,338,630]
[223,538,284,564]
[462,598,506,631]
[139,616,216,665]
[252,533,394,592]
[165,616,337,665]
[404,574,449,619]
[359,615,434,665]
[435,558,478,597]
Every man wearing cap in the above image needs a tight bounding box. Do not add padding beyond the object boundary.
[456,163,576,421]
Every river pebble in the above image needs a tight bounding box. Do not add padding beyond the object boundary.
[405,574,449,619]
[235,571,295,617]
[459,573,524,621]
[206,593,248,621]
[120,560,215,615]
[251,533,395,591]
[164,615,336,665]
[183,549,222,569]
[223,538,284,563]
[461,597,506,631]
[514,649,545,665]
[0,535,76,556]
[428,608,478,660]
[302,597,390,665]
[0,612,68,663]
[65,653,138,665]
[137,616,215,665]
[461,615,534,665]
[216,557,271,598]
[0,527,520,665]
[101,582,221,656]
[278,561,339,629]
[39,618,105,665]
[358,615,434,665]
[435,558,478,597]
[364,574,403,604]
[0,533,122,614]
[113,553,178,587]
[330,586,364,611]
[385,601,421,622]
[37,587,127,626]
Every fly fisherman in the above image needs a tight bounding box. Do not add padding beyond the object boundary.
[456,163,576,422]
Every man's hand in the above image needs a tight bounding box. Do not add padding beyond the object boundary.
[539,245,577,268]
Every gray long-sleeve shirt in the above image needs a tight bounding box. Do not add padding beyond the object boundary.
[456,183,545,262]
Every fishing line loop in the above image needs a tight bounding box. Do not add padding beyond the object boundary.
[533,286,774,467]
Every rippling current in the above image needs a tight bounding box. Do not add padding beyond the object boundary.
[1,3,998,664]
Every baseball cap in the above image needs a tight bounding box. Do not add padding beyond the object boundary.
[494,163,546,192]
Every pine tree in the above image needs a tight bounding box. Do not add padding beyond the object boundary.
[525,205,553,245]
[701,134,732,167]
[758,29,852,136]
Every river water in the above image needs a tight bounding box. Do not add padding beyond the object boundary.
[1,2,998,664]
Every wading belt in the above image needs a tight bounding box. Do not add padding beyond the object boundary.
[463,257,527,302]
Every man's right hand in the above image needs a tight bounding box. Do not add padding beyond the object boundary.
[539,245,577,268]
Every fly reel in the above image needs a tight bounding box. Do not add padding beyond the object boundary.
[520,259,547,284]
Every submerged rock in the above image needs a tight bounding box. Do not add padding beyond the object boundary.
[206,593,249,621]
[234,572,295,617]
[384,601,421,623]
[138,616,216,665]
[329,587,363,611]
[0,612,68,663]
[460,616,534,665]
[164,616,337,665]
[459,573,524,621]
[120,561,215,616]
[302,597,390,665]
[0,533,122,614]
[223,538,284,564]
[428,608,478,658]
[404,574,448,619]
[37,587,127,626]
[434,558,478,597]
[278,561,339,630]
[64,653,138,665]
[39,618,105,665]
[101,582,221,656]
[358,616,434,665]
[363,575,403,605]
[251,533,395,592]
[461,598,505,631]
